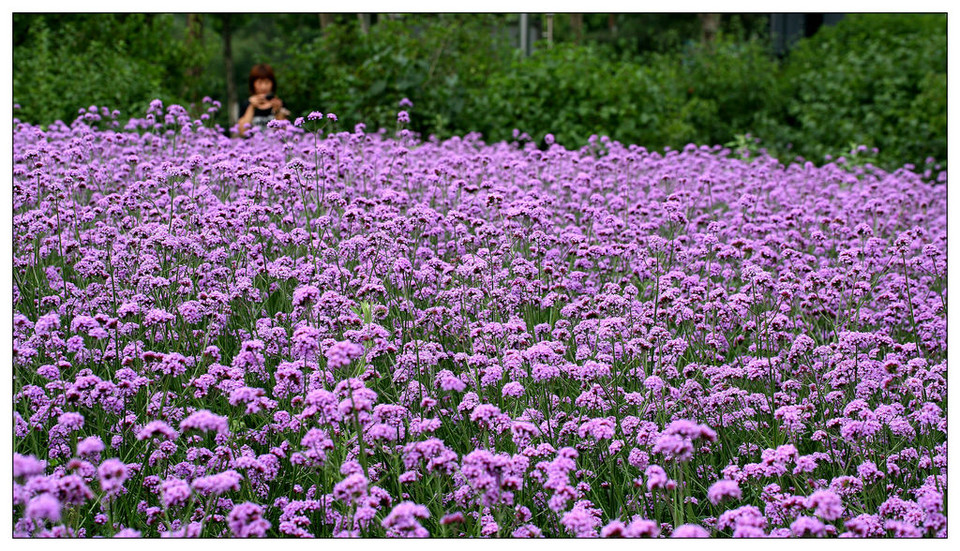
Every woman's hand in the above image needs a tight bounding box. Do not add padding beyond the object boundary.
[249,94,272,110]
[249,94,283,114]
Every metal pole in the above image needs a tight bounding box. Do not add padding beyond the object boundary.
[546,14,553,47]
[520,13,529,56]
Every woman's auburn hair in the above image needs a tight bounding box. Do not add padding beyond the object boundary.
[248,64,277,94]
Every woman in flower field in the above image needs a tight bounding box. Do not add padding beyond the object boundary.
[11,100,945,538]
[237,63,290,137]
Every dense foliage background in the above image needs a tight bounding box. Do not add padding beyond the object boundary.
[13,13,946,170]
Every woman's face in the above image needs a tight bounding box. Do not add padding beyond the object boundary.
[253,78,273,95]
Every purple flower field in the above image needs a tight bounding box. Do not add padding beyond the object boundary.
[12,101,946,538]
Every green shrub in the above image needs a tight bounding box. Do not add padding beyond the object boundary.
[465,43,680,146]
[671,37,785,149]
[463,38,783,152]
[14,14,219,125]
[275,16,512,136]
[776,14,946,168]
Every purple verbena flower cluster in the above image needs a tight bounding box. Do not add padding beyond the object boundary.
[11,102,946,537]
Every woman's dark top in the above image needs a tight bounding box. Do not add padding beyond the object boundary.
[240,101,275,132]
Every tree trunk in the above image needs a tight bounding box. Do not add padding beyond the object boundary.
[184,14,204,98]
[221,14,238,126]
[699,13,721,43]
[319,13,334,32]
[570,13,583,44]
[358,14,370,35]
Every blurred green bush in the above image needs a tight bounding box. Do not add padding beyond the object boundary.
[770,14,946,168]
[276,15,512,138]
[14,15,220,124]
